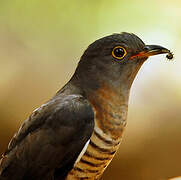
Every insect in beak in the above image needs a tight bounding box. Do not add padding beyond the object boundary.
[131,45,174,60]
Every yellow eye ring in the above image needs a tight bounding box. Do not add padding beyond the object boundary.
[112,46,127,60]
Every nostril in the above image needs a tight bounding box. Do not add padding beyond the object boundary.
[143,46,150,51]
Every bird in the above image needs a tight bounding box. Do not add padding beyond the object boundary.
[0,32,172,180]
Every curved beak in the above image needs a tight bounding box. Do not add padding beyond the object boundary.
[131,45,172,59]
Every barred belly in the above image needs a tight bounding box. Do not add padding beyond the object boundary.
[66,124,121,180]
[66,85,128,179]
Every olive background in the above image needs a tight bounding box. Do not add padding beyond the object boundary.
[0,0,181,179]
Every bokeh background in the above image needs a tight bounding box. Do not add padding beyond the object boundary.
[0,0,181,179]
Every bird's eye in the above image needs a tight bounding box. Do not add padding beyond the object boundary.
[112,46,127,60]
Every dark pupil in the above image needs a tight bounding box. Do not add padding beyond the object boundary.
[114,48,125,57]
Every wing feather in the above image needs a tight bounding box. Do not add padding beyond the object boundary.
[0,95,94,180]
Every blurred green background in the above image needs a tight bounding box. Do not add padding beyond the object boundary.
[0,0,181,179]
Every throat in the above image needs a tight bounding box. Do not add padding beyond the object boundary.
[88,83,129,140]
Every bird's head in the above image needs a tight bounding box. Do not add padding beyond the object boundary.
[73,32,172,95]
